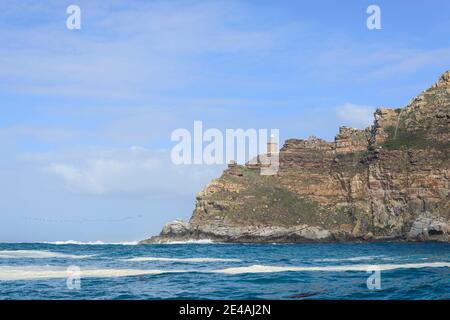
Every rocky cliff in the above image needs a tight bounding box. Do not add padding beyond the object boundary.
[141,71,450,243]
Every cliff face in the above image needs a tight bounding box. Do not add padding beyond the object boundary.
[142,71,450,243]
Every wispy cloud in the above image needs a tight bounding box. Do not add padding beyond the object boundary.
[364,47,450,80]
[0,0,288,99]
[1,0,449,101]
[312,41,450,84]
[335,103,375,129]
[41,146,222,196]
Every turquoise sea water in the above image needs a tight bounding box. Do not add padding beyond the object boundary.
[0,242,448,299]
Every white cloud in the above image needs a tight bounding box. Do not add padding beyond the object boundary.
[335,103,375,129]
[43,146,222,196]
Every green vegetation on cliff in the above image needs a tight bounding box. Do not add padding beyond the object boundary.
[208,166,353,228]
[382,126,429,150]
[383,126,450,151]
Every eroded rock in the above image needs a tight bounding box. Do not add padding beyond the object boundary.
[408,215,448,240]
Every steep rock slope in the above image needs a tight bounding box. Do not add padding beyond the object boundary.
[142,71,450,243]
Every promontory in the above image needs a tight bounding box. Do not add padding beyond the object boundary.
[141,71,450,243]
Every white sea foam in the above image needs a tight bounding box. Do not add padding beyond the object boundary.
[0,266,178,281]
[0,250,93,259]
[314,255,385,262]
[41,239,215,245]
[158,239,216,244]
[215,262,450,274]
[125,257,241,263]
[1,262,448,281]
[42,240,139,245]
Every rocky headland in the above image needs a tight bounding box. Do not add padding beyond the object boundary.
[141,71,450,244]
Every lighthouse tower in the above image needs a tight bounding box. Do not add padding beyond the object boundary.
[267,134,278,155]
[259,134,279,176]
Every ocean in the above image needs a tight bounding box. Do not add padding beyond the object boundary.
[0,242,448,299]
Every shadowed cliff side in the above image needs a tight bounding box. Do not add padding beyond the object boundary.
[141,71,450,244]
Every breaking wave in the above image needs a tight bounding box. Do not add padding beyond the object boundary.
[38,239,215,245]
[42,240,139,245]
[157,239,216,244]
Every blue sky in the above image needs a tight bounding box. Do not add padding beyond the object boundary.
[1,0,449,242]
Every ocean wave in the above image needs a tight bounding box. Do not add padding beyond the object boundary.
[125,257,241,263]
[42,240,139,245]
[1,262,448,281]
[0,250,93,259]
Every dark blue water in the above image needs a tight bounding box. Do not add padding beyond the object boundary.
[0,242,448,299]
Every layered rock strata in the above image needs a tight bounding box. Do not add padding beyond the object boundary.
[141,71,450,243]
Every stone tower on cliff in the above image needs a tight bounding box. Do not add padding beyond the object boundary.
[267,134,278,154]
